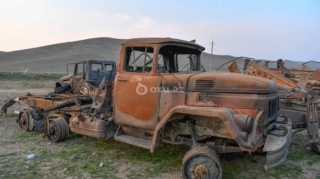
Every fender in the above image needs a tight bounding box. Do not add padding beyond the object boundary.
[151,105,263,153]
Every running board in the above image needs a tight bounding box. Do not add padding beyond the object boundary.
[114,126,152,150]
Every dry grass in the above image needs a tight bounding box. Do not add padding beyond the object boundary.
[1,116,320,179]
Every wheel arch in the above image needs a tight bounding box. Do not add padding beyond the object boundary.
[151,105,242,153]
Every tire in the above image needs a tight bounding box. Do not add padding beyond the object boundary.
[182,146,222,179]
[18,109,30,132]
[47,117,69,142]
[18,108,43,132]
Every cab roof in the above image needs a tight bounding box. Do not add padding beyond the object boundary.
[122,38,205,51]
[76,59,116,65]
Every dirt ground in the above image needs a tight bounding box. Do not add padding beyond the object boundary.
[1,81,320,179]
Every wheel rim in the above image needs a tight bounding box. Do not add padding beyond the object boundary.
[19,111,29,131]
[47,120,60,142]
[182,146,222,179]
[46,117,69,142]
[184,155,220,179]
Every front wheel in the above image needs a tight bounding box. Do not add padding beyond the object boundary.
[182,146,222,179]
[18,109,30,132]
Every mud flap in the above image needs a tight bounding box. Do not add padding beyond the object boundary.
[263,118,292,170]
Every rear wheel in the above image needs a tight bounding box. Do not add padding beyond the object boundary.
[182,146,222,179]
[47,117,69,142]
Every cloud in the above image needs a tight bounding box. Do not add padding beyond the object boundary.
[112,13,131,21]
[135,17,154,28]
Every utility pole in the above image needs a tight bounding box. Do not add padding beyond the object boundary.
[210,39,213,71]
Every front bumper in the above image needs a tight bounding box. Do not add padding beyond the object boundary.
[263,116,292,170]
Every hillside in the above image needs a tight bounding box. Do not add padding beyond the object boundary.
[0,37,318,73]
[0,38,123,73]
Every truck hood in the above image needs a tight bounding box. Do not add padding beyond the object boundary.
[186,72,277,94]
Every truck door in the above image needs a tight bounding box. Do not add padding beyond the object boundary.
[114,46,161,130]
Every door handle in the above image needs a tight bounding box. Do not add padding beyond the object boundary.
[118,78,128,82]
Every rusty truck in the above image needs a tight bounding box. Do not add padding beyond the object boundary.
[1,38,292,179]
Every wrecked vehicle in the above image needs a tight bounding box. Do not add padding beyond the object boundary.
[220,57,320,152]
[55,59,117,94]
[1,38,292,179]
[1,59,116,132]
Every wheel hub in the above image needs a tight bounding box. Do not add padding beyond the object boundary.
[194,164,209,179]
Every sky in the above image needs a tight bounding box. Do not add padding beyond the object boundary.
[0,0,319,61]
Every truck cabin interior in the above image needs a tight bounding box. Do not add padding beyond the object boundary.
[125,45,201,73]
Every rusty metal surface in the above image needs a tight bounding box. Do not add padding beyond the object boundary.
[122,38,205,51]
[69,115,110,139]
[311,71,320,80]
[114,74,161,130]
[152,103,290,158]
[187,72,278,94]
[296,73,310,89]
[25,97,66,109]
[186,92,279,118]
[244,61,297,87]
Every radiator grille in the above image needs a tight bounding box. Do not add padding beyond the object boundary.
[268,97,279,118]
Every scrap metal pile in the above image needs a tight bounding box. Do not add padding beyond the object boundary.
[222,58,320,151]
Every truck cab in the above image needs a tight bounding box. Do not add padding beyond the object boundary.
[55,59,116,94]
[71,59,116,86]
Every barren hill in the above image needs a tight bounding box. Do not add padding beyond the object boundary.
[0,37,317,73]
[0,38,123,73]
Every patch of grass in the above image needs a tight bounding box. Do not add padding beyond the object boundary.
[268,164,302,179]
[287,147,320,166]
[65,139,189,178]
[11,131,43,143]
[2,127,318,179]
[0,152,17,158]
[0,72,63,81]
[293,133,307,143]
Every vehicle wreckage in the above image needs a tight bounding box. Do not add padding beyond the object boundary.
[1,38,292,179]
[219,57,320,152]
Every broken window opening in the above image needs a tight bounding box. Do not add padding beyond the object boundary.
[125,47,154,73]
[75,62,87,77]
[157,45,201,73]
